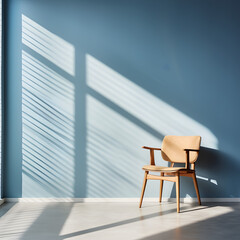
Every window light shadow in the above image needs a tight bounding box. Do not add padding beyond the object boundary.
[0,203,237,239]
[86,54,218,198]
[86,54,218,149]
[59,203,230,239]
[22,15,75,76]
[0,203,73,240]
[22,15,75,197]
[0,203,46,239]
[86,95,162,197]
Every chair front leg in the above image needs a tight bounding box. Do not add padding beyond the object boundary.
[139,171,148,208]
[159,172,164,202]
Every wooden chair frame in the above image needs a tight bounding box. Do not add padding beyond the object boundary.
[139,146,201,213]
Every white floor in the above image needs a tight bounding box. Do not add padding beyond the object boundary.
[0,201,240,240]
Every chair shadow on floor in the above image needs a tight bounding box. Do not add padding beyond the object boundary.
[138,203,240,240]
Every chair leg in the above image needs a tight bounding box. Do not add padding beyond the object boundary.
[176,173,180,213]
[159,172,164,202]
[139,171,148,208]
[192,172,201,205]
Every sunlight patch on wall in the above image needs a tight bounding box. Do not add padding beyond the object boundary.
[22,15,76,197]
[197,175,209,181]
[210,179,218,185]
[86,54,219,198]
[86,54,218,149]
[86,95,174,197]
[22,50,75,197]
[22,15,75,76]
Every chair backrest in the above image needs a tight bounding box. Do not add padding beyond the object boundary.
[161,136,201,164]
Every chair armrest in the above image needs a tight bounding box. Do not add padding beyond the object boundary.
[142,146,161,151]
[142,146,161,165]
[184,149,199,170]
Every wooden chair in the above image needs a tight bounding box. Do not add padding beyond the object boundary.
[139,135,201,213]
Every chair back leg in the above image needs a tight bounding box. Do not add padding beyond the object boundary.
[176,173,180,213]
[192,172,201,205]
[139,171,148,208]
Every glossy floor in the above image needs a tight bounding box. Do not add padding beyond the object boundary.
[0,201,239,240]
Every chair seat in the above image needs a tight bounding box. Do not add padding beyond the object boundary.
[142,165,186,172]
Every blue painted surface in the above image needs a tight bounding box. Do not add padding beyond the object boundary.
[3,0,240,198]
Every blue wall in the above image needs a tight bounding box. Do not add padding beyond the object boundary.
[3,0,240,198]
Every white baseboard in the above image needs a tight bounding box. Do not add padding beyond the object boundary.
[4,198,240,203]
[0,199,5,205]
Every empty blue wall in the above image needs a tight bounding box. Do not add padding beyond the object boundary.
[3,0,240,198]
